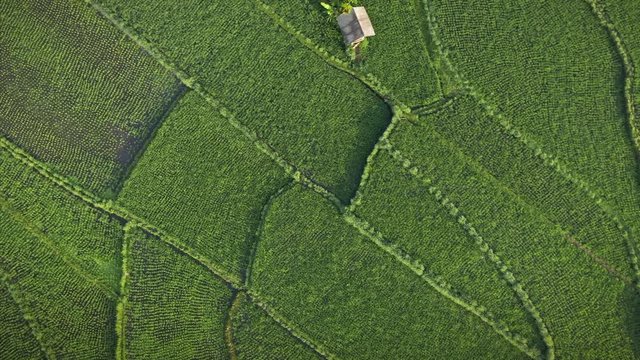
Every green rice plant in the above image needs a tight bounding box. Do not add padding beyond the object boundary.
[0,284,43,360]
[97,0,390,202]
[260,0,442,105]
[0,0,639,357]
[425,0,640,230]
[384,119,636,358]
[424,94,635,280]
[117,92,290,283]
[0,147,124,290]
[250,184,526,359]
[118,225,233,359]
[229,291,323,360]
[596,0,640,155]
[0,201,118,359]
[0,0,183,198]
[351,149,544,354]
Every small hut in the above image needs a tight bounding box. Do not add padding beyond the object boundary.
[337,7,375,46]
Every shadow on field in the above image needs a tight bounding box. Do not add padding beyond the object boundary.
[340,102,392,203]
[111,82,188,200]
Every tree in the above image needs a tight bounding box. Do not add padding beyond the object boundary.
[320,0,360,17]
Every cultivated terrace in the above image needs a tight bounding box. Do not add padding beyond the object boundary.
[0,0,639,359]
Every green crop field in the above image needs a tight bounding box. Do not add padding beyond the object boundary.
[1,0,639,358]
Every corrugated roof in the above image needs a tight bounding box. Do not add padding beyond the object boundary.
[337,12,364,45]
[337,7,375,45]
[353,7,375,37]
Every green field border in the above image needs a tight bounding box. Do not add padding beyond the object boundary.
[115,223,135,360]
[0,271,53,359]
[384,140,554,359]
[584,0,640,163]
[223,290,241,360]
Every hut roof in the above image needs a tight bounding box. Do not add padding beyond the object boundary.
[337,7,375,45]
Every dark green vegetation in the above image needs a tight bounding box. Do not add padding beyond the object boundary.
[264,0,442,105]
[1,0,639,359]
[117,92,289,282]
[0,0,184,198]
[99,0,391,202]
[118,226,231,358]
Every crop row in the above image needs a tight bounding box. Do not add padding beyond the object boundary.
[96,0,390,202]
[230,291,323,360]
[426,0,640,230]
[250,184,525,359]
[0,0,182,198]
[382,117,636,358]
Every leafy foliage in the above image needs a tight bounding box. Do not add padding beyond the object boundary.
[319,0,360,17]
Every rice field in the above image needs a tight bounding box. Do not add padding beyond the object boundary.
[1,0,639,358]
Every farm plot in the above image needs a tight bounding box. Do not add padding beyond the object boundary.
[229,291,322,360]
[260,0,443,105]
[117,92,290,283]
[96,0,390,201]
[351,149,543,353]
[250,184,524,359]
[426,0,640,228]
[119,226,232,359]
[0,201,118,359]
[370,118,637,358]
[0,146,124,290]
[0,0,183,198]
[423,94,634,279]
